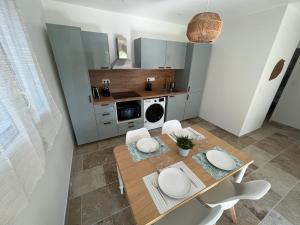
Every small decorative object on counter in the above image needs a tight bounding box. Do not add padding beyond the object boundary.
[176,136,195,157]
[101,80,110,97]
[91,86,100,99]
[146,78,152,91]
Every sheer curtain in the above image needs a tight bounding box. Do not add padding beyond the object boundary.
[0,0,62,224]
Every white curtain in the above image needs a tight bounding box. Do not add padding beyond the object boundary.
[0,0,62,224]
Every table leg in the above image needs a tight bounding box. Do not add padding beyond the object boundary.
[117,165,124,194]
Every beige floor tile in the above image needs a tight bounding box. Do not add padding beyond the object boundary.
[66,197,81,225]
[220,203,261,225]
[103,163,118,185]
[76,142,99,155]
[70,166,106,199]
[259,210,293,225]
[98,136,125,150]
[72,154,83,173]
[242,189,281,220]
[223,134,256,149]
[245,163,298,197]
[81,183,129,225]
[210,127,231,139]
[83,147,115,170]
[248,125,281,141]
[274,182,300,225]
[242,145,273,167]
[112,207,135,225]
[94,217,114,225]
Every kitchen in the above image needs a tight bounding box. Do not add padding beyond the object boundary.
[1,1,300,225]
[46,25,211,145]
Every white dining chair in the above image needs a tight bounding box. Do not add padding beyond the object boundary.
[162,120,182,134]
[154,199,223,225]
[126,127,151,144]
[199,179,271,224]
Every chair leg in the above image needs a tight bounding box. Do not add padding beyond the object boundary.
[229,207,237,224]
[117,165,124,194]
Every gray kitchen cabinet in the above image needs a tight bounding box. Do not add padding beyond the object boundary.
[166,94,187,121]
[134,38,186,69]
[118,119,144,135]
[135,38,166,69]
[165,41,187,69]
[183,92,202,120]
[46,24,98,145]
[175,43,212,120]
[81,31,110,69]
[98,121,118,140]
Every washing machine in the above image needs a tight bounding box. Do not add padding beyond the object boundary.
[144,97,166,130]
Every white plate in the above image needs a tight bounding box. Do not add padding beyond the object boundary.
[158,167,191,199]
[136,137,159,153]
[206,150,236,171]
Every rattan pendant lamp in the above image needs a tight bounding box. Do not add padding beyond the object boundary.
[186,0,223,43]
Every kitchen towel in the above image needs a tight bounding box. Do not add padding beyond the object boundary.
[143,161,206,214]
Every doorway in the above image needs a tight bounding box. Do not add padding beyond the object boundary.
[265,48,300,121]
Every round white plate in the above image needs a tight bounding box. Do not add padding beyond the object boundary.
[206,150,236,171]
[158,167,191,199]
[136,137,159,153]
[174,129,192,139]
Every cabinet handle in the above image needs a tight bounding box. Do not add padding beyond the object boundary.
[158,66,165,69]
[102,113,110,116]
[101,104,109,106]
[104,122,111,125]
[88,95,92,103]
[188,86,190,92]
[169,96,175,98]
[128,125,134,128]
[187,94,189,100]
[101,66,109,69]
[128,121,134,124]
[166,66,172,69]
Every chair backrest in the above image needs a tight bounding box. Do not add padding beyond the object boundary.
[198,205,223,225]
[220,180,271,204]
[162,120,182,134]
[126,127,151,144]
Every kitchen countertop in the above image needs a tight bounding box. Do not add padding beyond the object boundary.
[93,90,187,105]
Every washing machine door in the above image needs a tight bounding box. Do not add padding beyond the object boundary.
[145,104,164,123]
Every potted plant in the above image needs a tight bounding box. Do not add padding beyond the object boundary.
[176,136,195,157]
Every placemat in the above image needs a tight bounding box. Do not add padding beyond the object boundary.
[143,161,206,214]
[192,146,245,180]
[127,136,170,162]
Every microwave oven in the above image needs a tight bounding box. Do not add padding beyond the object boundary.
[116,100,141,122]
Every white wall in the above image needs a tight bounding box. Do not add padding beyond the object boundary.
[199,5,287,135]
[272,54,300,129]
[240,4,300,135]
[42,0,187,64]
[14,0,74,225]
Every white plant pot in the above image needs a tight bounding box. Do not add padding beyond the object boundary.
[178,147,191,157]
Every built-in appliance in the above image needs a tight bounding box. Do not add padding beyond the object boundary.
[144,97,166,130]
[111,91,141,100]
[116,100,141,122]
[111,35,135,69]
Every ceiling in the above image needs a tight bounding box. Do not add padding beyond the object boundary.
[53,0,300,25]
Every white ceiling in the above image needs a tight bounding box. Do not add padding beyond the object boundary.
[53,0,300,25]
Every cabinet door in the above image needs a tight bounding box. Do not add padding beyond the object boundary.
[165,41,187,69]
[166,94,187,121]
[46,24,98,145]
[81,31,110,69]
[140,38,166,69]
[188,44,212,92]
[184,92,202,120]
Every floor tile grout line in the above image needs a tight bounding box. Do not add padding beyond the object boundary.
[89,206,130,225]
[257,179,300,224]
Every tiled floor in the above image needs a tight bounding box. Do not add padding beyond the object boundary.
[65,118,300,225]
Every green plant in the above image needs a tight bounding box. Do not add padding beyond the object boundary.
[176,136,195,150]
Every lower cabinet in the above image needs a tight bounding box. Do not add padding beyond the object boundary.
[98,121,118,140]
[184,92,202,120]
[166,94,186,121]
[118,119,144,135]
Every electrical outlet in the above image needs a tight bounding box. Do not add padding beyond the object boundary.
[147,77,155,82]
[102,79,111,84]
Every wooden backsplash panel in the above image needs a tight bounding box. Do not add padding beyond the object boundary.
[89,69,175,92]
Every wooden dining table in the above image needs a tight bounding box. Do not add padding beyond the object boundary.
[113,124,253,225]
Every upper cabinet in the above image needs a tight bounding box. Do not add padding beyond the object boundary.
[81,31,110,69]
[46,24,99,145]
[165,41,187,69]
[134,38,186,69]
